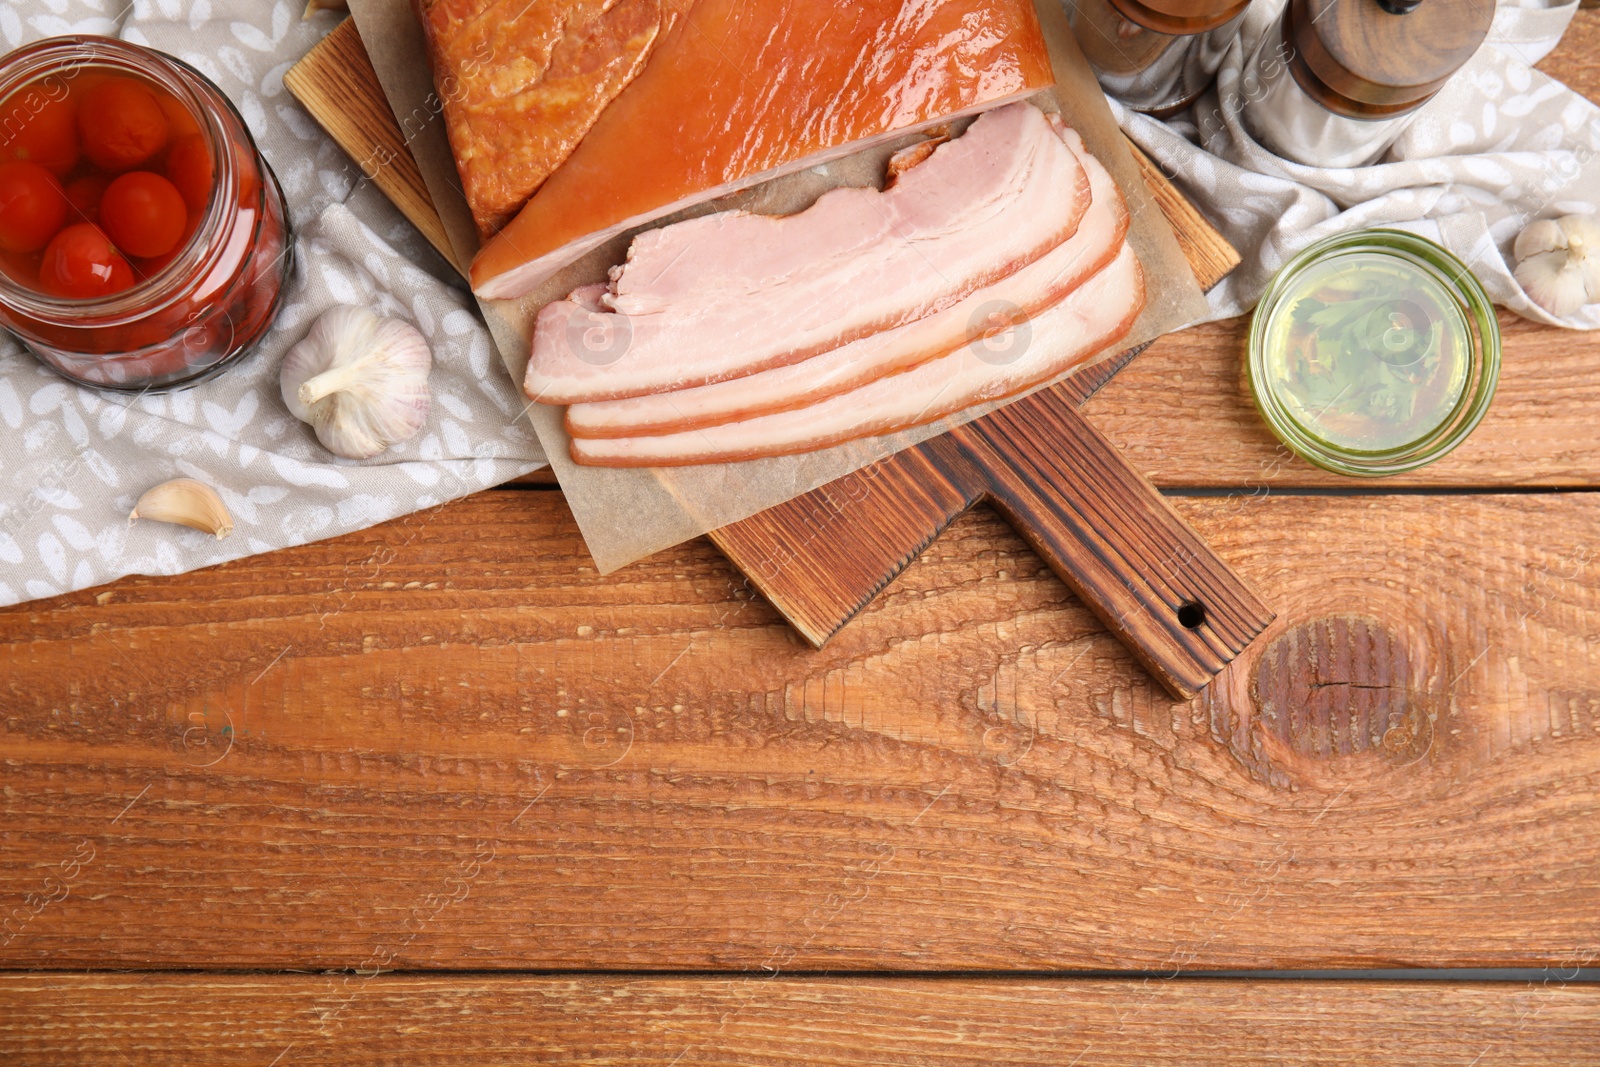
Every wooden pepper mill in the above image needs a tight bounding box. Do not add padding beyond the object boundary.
[1240,0,1494,167]
[1068,0,1254,116]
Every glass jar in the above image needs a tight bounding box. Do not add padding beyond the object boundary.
[0,36,293,392]
[1248,229,1500,477]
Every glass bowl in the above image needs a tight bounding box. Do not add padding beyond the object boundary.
[1247,228,1500,477]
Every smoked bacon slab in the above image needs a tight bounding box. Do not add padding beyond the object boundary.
[470,0,1056,299]
[416,0,684,239]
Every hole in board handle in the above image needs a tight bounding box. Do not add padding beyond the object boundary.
[1177,601,1207,630]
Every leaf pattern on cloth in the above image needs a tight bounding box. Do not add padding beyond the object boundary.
[0,1,546,609]
[1109,0,1600,331]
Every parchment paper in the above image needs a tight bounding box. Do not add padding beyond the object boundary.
[349,0,1208,573]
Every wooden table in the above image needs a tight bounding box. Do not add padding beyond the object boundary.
[3,19,1599,1065]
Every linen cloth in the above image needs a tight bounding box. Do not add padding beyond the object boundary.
[1110,0,1600,329]
[0,1,546,609]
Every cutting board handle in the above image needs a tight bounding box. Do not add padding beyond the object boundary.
[712,382,1275,700]
[945,395,1273,700]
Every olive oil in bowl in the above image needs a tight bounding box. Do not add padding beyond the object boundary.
[1248,230,1500,476]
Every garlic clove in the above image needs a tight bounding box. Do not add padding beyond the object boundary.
[303,0,347,18]
[1512,214,1600,317]
[1559,215,1600,304]
[129,478,234,540]
[1515,250,1590,318]
[280,305,433,460]
[1513,218,1564,263]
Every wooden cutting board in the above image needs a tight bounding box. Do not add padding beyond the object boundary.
[285,18,1270,699]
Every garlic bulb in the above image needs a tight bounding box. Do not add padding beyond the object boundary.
[281,306,432,460]
[1513,215,1600,317]
[129,478,234,539]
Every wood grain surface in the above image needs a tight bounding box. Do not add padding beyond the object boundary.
[3,975,1597,1065]
[1113,142,1242,288]
[1086,309,1600,488]
[2,490,1596,971]
[2,14,1598,1058]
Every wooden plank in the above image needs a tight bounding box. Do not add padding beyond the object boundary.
[283,18,462,273]
[1,491,1597,971]
[1547,10,1600,67]
[2,975,1597,1065]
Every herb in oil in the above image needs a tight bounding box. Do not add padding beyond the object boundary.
[1259,251,1472,453]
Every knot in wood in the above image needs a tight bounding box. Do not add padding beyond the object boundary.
[1252,615,1433,765]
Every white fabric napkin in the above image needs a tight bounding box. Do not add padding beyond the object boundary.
[0,1,546,609]
[1110,0,1600,330]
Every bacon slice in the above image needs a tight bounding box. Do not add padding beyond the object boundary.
[564,127,1127,439]
[526,103,1092,405]
[569,243,1145,467]
[471,0,1056,299]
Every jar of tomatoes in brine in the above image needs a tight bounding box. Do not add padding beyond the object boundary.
[0,36,292,391]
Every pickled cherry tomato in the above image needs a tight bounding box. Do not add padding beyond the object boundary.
[65,175,110,223]
[132,212,199,279]
[38,222,135,298]
[165,133,213,213]
[101,171,187,258]
[1,95,80,176]
[0,248,38,287]
[78,77,169,171]
[0,161,69,253]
